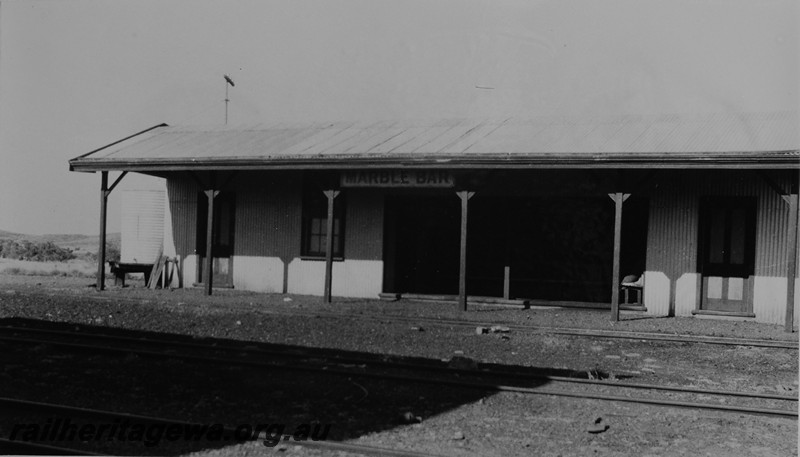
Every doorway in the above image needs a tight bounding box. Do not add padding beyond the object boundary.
[698,197,756,313]
[196,192,236,288]
[383,195,460,295]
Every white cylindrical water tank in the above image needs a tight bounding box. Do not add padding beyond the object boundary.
[121,190,165,264]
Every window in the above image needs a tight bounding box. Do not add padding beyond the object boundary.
[301,187,345,258]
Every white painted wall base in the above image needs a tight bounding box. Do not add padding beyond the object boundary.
[675,273,700,316]
[232,256,285,293]
[643,271,670,316]
[753,276,800,326]
[182,254,197,288]
[179,255,383,298]
[644,271,799,325]
[288,258,383,298]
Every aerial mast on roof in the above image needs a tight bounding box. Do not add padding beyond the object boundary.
[224,75,235,125]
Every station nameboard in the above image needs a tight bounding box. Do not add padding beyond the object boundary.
[341,171,454,188]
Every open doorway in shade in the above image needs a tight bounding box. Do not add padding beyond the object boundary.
[383,195,460,295]
[468,195,616,303]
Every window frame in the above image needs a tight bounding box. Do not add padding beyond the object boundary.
[300,187,346,259]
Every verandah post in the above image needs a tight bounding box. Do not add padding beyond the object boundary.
[96,171,109,291]
[323,190,340,303]
[785,193,798,333]
[609,192,630,321]
[503,217,511,300]
[204,189,219,296]
[457,190,475,311]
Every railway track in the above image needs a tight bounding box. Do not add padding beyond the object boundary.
[0,397,445,457]
[13,290,800,348]
[86,293,800,348]
[253,308,800,349]
[0,324,796,419]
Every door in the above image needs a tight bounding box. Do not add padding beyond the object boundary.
[698,198,756,313]
[197,192,235,288]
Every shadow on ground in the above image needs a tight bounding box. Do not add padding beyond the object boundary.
[0,317,620,455]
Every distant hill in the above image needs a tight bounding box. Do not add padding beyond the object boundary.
[0,230,120,254]
[0,230,27,240]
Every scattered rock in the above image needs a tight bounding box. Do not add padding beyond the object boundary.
[587,417,609,434]
[452,431,465,440]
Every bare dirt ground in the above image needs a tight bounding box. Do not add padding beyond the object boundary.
[0,274,797,456]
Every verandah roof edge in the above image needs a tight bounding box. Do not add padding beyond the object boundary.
[68,152,800,172]
[67,123,169,172]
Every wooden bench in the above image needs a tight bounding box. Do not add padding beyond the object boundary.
[621,274,644,305]
[108,261,153,287]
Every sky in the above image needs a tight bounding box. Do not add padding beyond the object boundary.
[0,0,797,235]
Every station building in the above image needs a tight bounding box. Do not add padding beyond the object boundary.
[69,112,799,329]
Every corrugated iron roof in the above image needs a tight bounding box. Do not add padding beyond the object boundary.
[70,111,799,171]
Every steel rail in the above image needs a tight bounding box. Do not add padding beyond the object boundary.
[1,326,797,401]
[255,309,800,349]
[0,398,444,457]
[0,333,795,419]
[1,325,796,402]
[0,437,103,456]
[8,291,798,348]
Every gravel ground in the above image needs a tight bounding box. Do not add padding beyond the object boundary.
[0,274,797,456]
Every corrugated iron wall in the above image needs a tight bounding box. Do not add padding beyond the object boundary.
[232,172,302,260]
[645,170,794,322]
[648,170,792,276]
[647,186,698,282]
[167,171,305,260]
[166,175,198,260]
[343,189,384,261]
[165,171,385,294]
[756,182,790,277]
